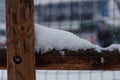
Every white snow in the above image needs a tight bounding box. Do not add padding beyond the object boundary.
[104,0,120,27]
[0,70,120,80]
[0,23,6,44]
[100,57,105,64]
[1,23,120,54]
[94,0,120,27]
[0,36,6,43]
[35,24,101,53]
[34,0,96,5]
[103,44,120,52]
[59,51,65,56]
[0,23,6,30]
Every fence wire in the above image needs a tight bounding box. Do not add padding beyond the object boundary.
[0,0,120,80]
[34,0,120,44]
[0,70,120,80]
[36,70,120,80]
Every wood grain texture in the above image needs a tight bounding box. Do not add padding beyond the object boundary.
[6,0,35,80]
[0,48,120,70]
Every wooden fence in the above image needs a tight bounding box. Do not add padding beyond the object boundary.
[0,48,120,70]
[1,0,120,80]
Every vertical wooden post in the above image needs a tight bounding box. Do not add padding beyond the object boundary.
[6,0,35,80]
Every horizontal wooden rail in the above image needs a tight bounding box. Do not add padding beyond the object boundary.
[0,48,120,70]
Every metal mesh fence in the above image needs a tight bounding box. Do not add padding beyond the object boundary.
[0,70,120,80]
[36,70,120,80]
[0,0,5,23]
[0,0,120,80]
[37,71,120,80]
[34,0,120,45]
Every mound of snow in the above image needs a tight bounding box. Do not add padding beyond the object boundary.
[103,44,120,52]
[1,23,120,53]
[35,24,101,53]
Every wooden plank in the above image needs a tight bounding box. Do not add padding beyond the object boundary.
[0,49,120,70]
[6,0,35,80]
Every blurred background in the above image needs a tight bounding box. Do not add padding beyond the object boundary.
[0,0,120,80]
[0,0,120,46]
[33,0,120,46]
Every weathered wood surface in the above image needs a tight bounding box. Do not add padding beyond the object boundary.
[6,0,35,80]
[0,48,120,70]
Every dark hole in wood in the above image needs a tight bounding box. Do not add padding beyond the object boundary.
[21,26,25,31]
[13,56,22,64]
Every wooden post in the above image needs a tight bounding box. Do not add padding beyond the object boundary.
[6,0,35,80]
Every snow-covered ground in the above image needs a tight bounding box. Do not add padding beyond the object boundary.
[0,23,6,30]
[96,0,120,27]
[0,36,6,44]
[0,23,6,47]
[0,70,120,80]
[106,0,120,27]
[36,70,120,80]
[34,0,96,5]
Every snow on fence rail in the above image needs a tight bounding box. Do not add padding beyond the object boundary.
[1,24,120,70]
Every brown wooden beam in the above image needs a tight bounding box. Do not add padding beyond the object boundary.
[6,0,35,80]
[0,49,120,70]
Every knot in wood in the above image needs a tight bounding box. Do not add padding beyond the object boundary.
[13,56,22,64]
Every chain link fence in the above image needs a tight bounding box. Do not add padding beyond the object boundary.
[0,70,120,80]
[34,0,120,45]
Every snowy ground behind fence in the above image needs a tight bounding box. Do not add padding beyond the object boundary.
[0,70,120,80]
